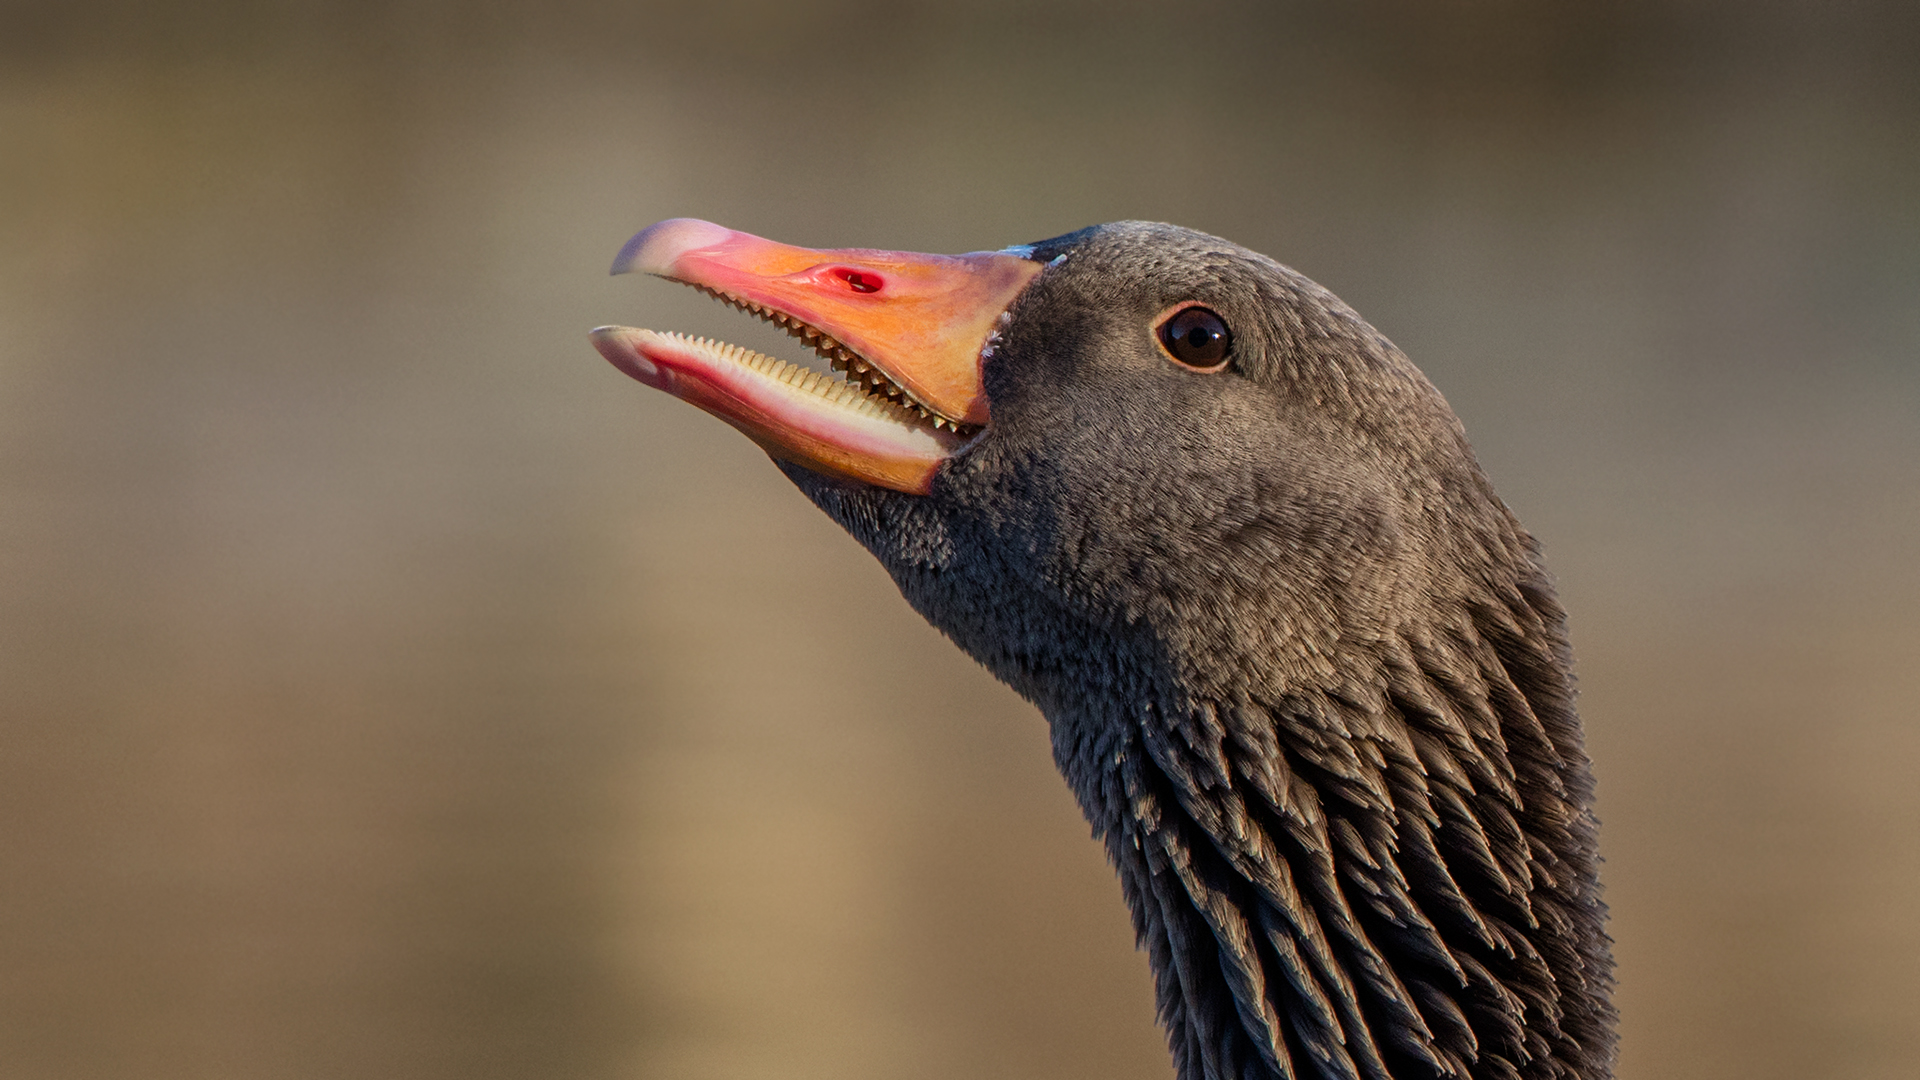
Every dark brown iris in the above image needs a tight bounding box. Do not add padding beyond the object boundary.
[1158,306,1232,368]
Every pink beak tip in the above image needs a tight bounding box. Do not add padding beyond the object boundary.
[611,218,737,277]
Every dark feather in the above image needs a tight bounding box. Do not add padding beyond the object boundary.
[780,222,1616,1080]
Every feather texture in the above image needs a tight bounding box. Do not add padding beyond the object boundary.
[780,222,1615,1080]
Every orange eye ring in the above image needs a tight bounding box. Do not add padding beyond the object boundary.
[1153,303,1233,371]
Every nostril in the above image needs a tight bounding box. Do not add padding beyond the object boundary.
[838,269,883,293]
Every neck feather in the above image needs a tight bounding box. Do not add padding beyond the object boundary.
[1052,571,1616,1080]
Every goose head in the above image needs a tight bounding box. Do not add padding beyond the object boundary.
[593,218,1616,1080]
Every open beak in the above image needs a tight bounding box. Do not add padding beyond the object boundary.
[592,218,1041,494]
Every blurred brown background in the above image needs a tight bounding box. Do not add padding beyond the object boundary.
[3,2,1917,1078]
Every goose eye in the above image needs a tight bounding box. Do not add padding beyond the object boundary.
[1157,306,1232,369]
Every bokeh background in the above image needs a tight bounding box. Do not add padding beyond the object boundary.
[4,2,1917,1078]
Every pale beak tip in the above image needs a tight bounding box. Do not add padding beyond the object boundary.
[590,325,664,387]
[611,218,736,276]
